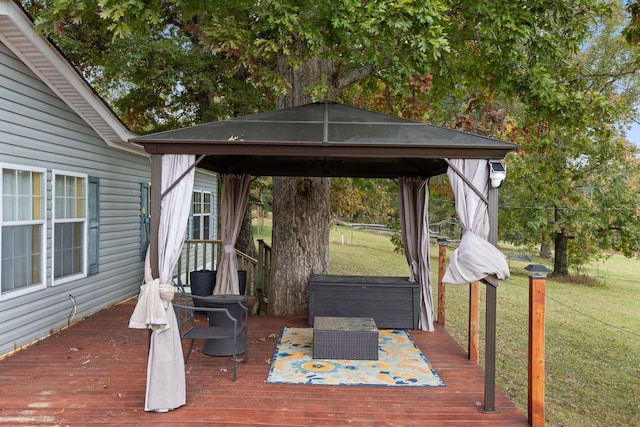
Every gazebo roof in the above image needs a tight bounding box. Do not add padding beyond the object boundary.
[132,101,519,178]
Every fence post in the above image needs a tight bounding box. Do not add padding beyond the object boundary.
[525,264,549,427]
[437,238,447,326]
[469,281,480,363]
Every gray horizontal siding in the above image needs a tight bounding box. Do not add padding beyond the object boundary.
[0,42,217,356]
[0,42,149,356]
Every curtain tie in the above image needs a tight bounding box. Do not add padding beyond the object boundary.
[409,260,419,282]
[224,245,235,253]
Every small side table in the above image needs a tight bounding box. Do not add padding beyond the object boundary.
[313,316,378,360]
[198,295,249,357]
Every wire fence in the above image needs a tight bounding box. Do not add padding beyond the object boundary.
[461,274,640,425]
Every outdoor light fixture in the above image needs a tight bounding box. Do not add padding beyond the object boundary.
[489,160,506,188]
[524,264,550,279]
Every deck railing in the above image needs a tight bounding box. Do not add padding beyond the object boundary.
[256,239,271,314]
[176,239,259,297]
[437,239,546,426]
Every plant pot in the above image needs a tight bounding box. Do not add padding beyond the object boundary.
[190,269,216,307]
[237,270,247,296]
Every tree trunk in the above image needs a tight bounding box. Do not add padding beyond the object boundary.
[270,177,330,315]
[553,231,569,276]
[235,202,258,259]
[269,50,335,315]
[539,238,552,259]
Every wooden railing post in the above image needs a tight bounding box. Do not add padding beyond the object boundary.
[525,264,549,427]
[256,239,270,314]
[437,238,447,326]
[178,240,257,298]
[257,239,265,296]
[469,281,480,363]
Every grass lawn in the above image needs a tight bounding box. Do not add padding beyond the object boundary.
[255,218,640,426]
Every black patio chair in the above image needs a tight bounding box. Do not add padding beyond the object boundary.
[172,277,248,381]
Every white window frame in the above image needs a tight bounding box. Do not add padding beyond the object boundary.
[0,164,47,299]
[52,170,88,285]
[191,190,212,240]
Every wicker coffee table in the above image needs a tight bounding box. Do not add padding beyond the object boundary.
[312,316,378,360]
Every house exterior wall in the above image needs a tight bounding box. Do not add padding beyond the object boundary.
[0,42,217,357]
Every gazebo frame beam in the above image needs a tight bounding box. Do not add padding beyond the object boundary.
[135,102,520,414]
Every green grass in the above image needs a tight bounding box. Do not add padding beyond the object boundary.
[254,216,640,426]
[329,225,409,276]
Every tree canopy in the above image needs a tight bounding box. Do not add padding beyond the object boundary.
[23,0,640,288]
[498,2,640,275]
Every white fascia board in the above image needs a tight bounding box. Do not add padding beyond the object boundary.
[0,0,145,156]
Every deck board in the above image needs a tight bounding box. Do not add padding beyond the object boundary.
[0,299,528,426]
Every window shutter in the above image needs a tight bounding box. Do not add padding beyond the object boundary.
[187,205,194,239]
[88,176,100,276]
[140,182,150,260]
[208,194,214,239]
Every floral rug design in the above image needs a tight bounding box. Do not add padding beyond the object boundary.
[266,327,445,387]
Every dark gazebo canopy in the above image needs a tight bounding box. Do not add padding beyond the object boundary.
[132,100,520,413]
[132,101,518,178]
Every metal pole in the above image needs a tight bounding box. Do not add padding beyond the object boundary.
[480,184,499,413]
[150,154,162,279]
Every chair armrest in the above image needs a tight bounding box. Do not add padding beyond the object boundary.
[172,303,240,324]
[233,300,249,323]
[188,296,249,322]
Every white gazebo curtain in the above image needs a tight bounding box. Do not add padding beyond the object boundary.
[398,177,434,332]
[213,173,252,295]
[129,154,196,412]
[442,159,509,286]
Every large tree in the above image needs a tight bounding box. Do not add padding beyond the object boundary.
[26,0,452,315]
[25,0,625,310]
[498,2,640,276]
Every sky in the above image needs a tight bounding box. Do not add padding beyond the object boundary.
[625,123,640,147]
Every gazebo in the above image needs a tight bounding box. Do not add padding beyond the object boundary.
[129,101,519,412]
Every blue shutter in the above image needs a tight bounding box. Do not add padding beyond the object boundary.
[140,182,150,260]
[187,196,194,239]
[209,193,214,239]
[88,176,100,276]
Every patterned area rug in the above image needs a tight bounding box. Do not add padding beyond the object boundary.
[266,327,445,387]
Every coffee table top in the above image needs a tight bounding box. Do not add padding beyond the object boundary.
[314,316,377,332]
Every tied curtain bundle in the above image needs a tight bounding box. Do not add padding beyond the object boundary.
[442,159,509,286]
[213,174,252,295]
[129,154,196,412]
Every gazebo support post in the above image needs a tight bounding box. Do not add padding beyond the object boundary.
[437,238,447,326]
[480,184,500,413]
[149,154,162,281]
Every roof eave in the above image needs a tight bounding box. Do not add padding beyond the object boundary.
[0,0,144,156]
[139,140,517,158]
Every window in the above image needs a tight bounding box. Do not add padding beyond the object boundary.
[1,166,46,295]
[53,172,87,283]
[192,190,211,239]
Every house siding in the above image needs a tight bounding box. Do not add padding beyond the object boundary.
[0,42,217,357]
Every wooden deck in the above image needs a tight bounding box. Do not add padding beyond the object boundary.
[0,299,528,426]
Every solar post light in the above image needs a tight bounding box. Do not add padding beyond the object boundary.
[489,160,507,188]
